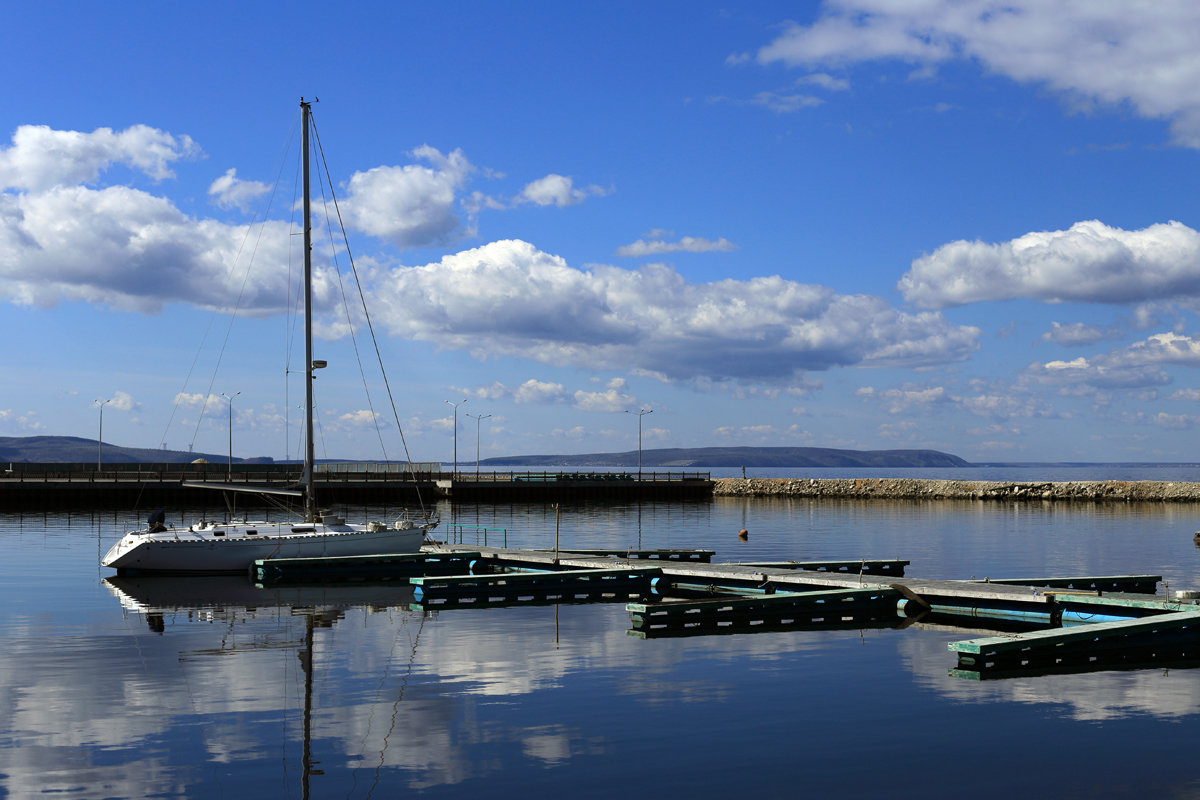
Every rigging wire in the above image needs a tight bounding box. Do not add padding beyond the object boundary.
[161,112,302,455]
[310,112,433,514]
[311,149,392,464]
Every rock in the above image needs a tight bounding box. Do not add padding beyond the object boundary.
[711,478,1200,503]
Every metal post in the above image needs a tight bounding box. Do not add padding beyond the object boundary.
[95,398,111,471]
[221,391,240,481]
[445,398,467,478]
[625,408,652,479]
[467,412,491,476]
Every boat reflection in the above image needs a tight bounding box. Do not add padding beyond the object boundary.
[104,575,423,799]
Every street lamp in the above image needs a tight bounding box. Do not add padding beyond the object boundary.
[95,398,111,471]
[625,408,652,479]
[445,398,467,478]
[221,391,240,481]
[466,412,491,476]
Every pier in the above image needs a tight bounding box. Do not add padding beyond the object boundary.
[0,464,712,509]
[243,543,1198,679]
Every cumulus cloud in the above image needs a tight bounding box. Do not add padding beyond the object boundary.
[0,120,977,389]
[755,1,1200,147]
[335,409,382,429]
[616,235,737,258]
[0,181,322,313]
[102,391,139,412]
[1023,331,1200,390]
[460,377,640,412]
[1041,321,1121,347]
[0,124,366,314]
[374,239,979,384]
[899,220,1200,309]
[517,174,607,207]
[339,145,474,249]
[208,168,269,211]
[0,124,199,192]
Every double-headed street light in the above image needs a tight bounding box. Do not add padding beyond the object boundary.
[466,412,492,475]
[625,408,652,479]
[445,398,467,478]
[95,398,111,471]
[221,391,240,481]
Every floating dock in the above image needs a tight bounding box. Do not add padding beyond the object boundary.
[246,543,1198,679]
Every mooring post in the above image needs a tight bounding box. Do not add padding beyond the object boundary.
[554,503,560,565]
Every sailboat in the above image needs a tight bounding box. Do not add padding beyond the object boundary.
[102,99,438,574]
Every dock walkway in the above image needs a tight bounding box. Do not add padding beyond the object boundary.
[245,543,1194,679]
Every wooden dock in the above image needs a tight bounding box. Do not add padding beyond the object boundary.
[244,542,1198,678]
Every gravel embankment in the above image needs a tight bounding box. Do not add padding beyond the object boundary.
[712,477,1200,502]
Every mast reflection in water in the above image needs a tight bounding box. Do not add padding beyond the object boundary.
[5,492,1200,798]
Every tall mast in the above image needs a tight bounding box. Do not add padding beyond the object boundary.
[301,98,316,522]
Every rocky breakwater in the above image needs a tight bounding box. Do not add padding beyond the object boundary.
[713,477,1200,502]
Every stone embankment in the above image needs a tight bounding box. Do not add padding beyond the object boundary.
[713,478,1200,502]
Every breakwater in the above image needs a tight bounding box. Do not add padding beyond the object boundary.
[713,477,1200,502]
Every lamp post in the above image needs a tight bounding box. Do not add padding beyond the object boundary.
[466,412,491,476]
[95,398,111,471]
[625,408,652,479]
[221,392,240,481]
[445,398,467,478]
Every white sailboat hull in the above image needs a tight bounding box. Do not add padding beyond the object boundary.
[102,519,433,574]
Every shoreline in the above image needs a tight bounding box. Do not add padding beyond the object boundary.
[713,477,1200,502]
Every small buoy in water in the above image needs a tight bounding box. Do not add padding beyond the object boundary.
[738,528,748,540]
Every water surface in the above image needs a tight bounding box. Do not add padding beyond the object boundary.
[3,486,1200,798]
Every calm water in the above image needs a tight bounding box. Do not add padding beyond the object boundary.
[4,467,1200,798]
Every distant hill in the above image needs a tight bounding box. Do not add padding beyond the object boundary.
[0,437,969,469]
[479,446,971,468]
[0,436,272,464]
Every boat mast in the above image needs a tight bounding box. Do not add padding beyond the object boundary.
[301,98,316,522]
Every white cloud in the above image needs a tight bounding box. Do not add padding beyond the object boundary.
[797,72,850,91]
[1023,330,1200,390]
[750,91,824,113]
[0,124,199,192]
[899,220,1200,309]
[514,379,567,404]
[103,391,139,412]
[335,410,381,428]
[208,168,269,212]
[1041,321,1120,346]
[517,174,607,207]
[756,1,1200,147]
[0,125,353,314]
[339,145,474,249]
[616,235,737,258]
[373,239,979,384]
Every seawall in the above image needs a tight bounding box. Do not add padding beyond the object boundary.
[713,477,1200,502]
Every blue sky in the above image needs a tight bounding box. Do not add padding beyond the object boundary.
[5,1,1200,464]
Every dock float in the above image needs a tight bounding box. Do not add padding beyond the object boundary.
[733,559,909,577]
[949,608,1200,675]
[553,548,714,562]
[628,587,902,637]
[962,575,1161,594]
[252,551,481,585]
[245,542,1200,678]
[410,567,662,607]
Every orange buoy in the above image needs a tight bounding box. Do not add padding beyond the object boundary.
[738,528,748,540]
